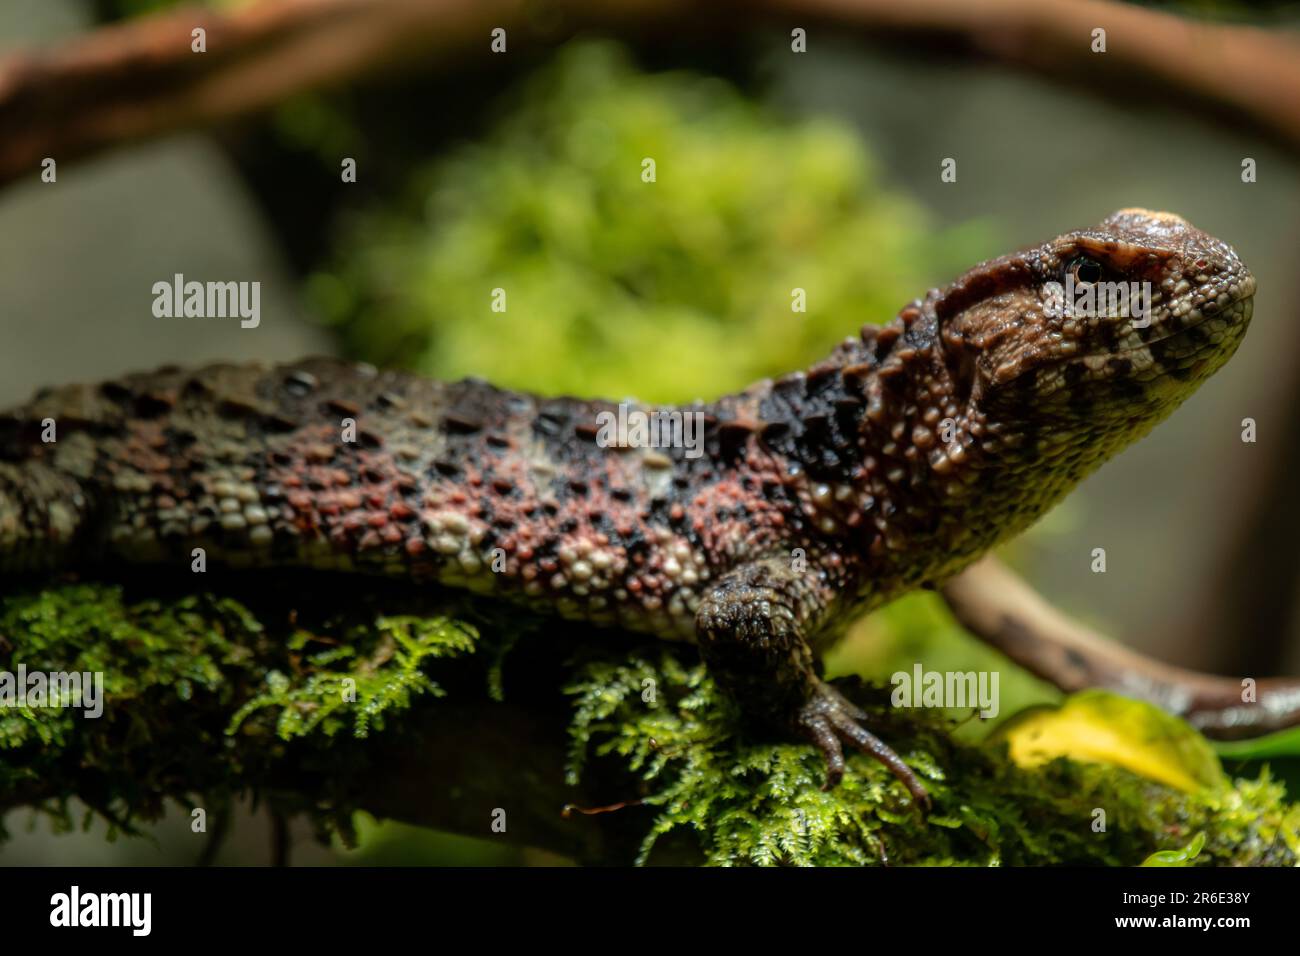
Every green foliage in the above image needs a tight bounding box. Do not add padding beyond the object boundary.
[0,582,476,844]
[565,647,1300,866]
[1142,831,1206,867]
[0,585,254,759]
[309,40,991,403]
[227,615,475,741]
[3,580,1298,865]
[1212,725,1300,760]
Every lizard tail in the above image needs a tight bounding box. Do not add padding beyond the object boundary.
[0,461,93,574]
[942,556,1300,741]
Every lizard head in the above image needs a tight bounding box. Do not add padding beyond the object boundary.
[796,210,1254,581]
[939,209,1254,433]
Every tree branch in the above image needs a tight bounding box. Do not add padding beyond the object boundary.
[3,0,1300,190]
[941,556,1300,739]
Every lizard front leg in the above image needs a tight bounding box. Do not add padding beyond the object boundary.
[695,556,929,806]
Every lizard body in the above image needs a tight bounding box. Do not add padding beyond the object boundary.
[0,209,1257,803]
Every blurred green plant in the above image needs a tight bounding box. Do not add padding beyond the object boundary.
[309,41,991,403]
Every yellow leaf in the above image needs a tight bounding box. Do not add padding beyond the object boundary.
[989,690,1226,793]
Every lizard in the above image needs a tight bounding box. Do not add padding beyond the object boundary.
[0,208,1268,806]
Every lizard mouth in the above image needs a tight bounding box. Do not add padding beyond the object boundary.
[1060,283,1255,388]
[987,278,1254,394]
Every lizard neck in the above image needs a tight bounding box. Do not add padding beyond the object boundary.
[714,311,980,566]
[712,305,1111,598]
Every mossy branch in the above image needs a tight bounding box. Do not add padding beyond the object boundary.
[1,575,1297,865]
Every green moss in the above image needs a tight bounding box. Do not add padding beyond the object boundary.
[564,648,1300,866]
[2,582,1297,865]
[0,581,476,845]
[227,615,475,741]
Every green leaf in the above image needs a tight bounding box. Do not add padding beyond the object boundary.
[1142,831,1206,867]
[1211,725,1300,760]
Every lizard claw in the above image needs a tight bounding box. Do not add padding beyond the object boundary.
[797,682,931,811]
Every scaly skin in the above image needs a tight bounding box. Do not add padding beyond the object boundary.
[0,209,1256,804]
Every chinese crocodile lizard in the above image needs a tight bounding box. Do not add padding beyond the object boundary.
[0,209,1273,804]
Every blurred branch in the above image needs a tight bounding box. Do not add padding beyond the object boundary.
[777,0,1300,154]
[3,0,1300,189]
[0,0,703,188]
[941,556,1300,740]
[0,0,511,186]
[346,692,660,864]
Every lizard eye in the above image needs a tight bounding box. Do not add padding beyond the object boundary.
[1068,257,1105,286]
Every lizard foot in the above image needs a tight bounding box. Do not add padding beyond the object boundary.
[797,681,930,810]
